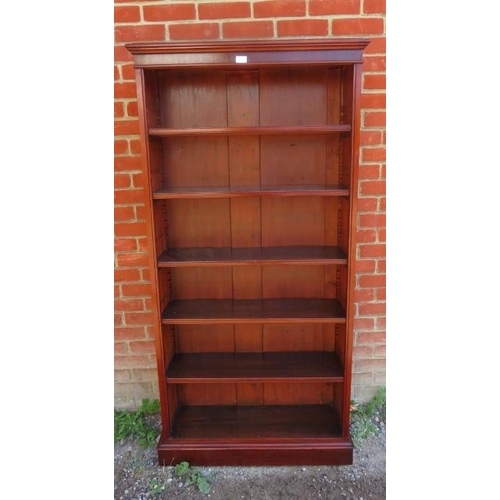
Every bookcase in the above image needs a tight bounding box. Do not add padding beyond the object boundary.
[126,38,369,466]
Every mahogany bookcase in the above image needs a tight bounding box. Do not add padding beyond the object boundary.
[126,38,369,466]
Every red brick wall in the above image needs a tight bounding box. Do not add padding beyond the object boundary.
[114,0,386,409]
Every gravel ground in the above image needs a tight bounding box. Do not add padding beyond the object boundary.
[114,414,385,500]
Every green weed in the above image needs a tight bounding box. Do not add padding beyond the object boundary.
[350,386,386,447]
[175,461,212,494]
[114,398,160,447]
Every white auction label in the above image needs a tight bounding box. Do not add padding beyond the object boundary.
[235,55,248,63]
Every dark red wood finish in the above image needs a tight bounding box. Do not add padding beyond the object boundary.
[127,38,369,466]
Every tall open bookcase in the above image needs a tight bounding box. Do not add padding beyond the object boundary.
[126,39,369,466]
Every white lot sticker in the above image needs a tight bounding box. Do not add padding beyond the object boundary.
[235,55,248,63]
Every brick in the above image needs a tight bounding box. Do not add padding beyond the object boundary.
[359,212,386,227]
[114,65,120,81]
[254,0,306,18]
[124,312,155,326]
[114,355,152,369]
[364,37,386,54]
[309,0,360,15]
[114,45,134,63]
[132,172,145,188]
[358,274,386,288]
[115,298,145,312]
[352,372,374,386]
[114,102,125,118]
[114,222,148,237]
[353,386,380,403]
[362,55,386,72]
[126,101,138,118]
[132,368,158,382]
[361,92,386,109]
[135,205,148,220]
[353,288,375,302]
[359,130,382,146]
[377,288,386,300]
[199,2,251,19]
[356,229,376,243]
[114,268,141,283]
[377,259,386,273]
[114,342,129,355]
[277,19,328,37]
[353,346,374,358]
[114,189,146,204]
[379,197,386,210]
[114,156,141,172]
[356,331,386,344]
[115,284,120,298]
[141,268,151,281]
[363,0,386,14]
[375,316,386,329]
[115,206,136,222]
[114,173,131,189]
[169,23,220,40]
[115,313,123,327]
[116,252,150,267]
[374,373,386,385]
[115,327,147,341]
[143,4,196,21]
[358,301,386,315]
[354,259,376,273]
[121,64,136,81]
[114,139,128,155]
[115,25,165,43]
[114,369,131,382]
[129,341,156,354]
[114,6,140,23]
[374,345,386,357]
[223,21,273,38]
[357,197,378,211]
[130,139,142,154]
[332,17,384,35]
[114,238,137,251]
[354,358,385,372]
[115,119,140,136]
[359,164,381,180]
[115,82,137,99]
[137,238,149,250]
[364,111,386,127]
[362,147,386,162]
[359,244,385,258]
[353,318,375,330]
[360,180,386,197]
[122,283,153,297]
[363,74,386,90]
[378,228,386,242]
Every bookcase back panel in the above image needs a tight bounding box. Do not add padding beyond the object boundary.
[160,71,228,128]
[177,382,335,406]
[163,137,229,188]
[261,197,326,246]
[260,136,328,186]
[166,199,231,247]
[175,325,235,353]
[259,68,328,126]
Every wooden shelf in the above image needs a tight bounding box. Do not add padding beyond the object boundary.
[171,405,341,439]
[166,351,344,383]
[149,125,351,137]
[162,299,346,324]
[158,246,347,267]
[152,185,349,200]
